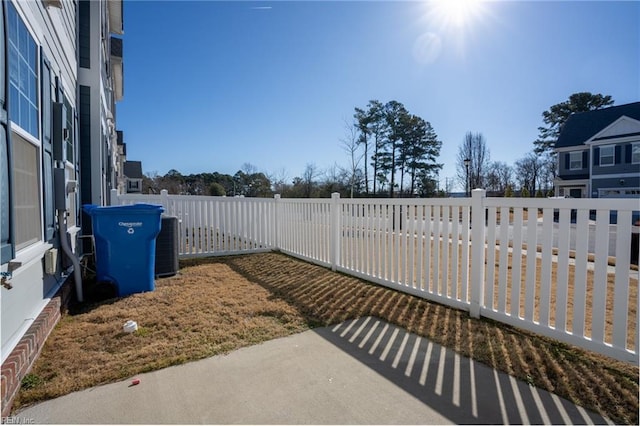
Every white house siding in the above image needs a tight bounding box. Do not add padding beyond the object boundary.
[1,0,78,362]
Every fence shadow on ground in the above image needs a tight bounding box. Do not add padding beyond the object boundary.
[218,252,638,424]
[318,316,610,425]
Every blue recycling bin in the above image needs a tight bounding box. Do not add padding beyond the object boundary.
[83,204,164,297]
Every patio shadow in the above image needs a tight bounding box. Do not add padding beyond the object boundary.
[315,316,611,425]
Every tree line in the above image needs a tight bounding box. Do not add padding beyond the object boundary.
[141,163,367,198]
[142,92,614,198]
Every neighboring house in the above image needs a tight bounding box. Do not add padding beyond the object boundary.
[123,160,144,193]
[116,129,127,194]
[554,102,640,199]
[1,0,125,416]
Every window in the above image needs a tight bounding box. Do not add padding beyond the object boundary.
[127,179,140,192]
[8,3,42,251]
[569,152,583,170]
[633,143,640,164]
[599,145,614,166]
[64,96,74,163]
[12,133,42,250]
[7,2,38,138]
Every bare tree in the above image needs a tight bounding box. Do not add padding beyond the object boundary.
[539,153,556,194]
[340,118,363,198]
[301,163,318,198]
[485,161,513,195]
[456,132,490,193]
[241,162,258,176]
[268,167,290,195]
[514,152,545,196]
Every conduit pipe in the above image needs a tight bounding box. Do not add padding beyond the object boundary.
[58,210,83,302]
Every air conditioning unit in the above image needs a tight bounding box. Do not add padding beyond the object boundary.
[155,216,179,278]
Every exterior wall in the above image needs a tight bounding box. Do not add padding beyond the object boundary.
[77,0,122,207]
[592,176,640,197]
[591,141,640,176]
[1,0,124,415]
[1,0,78,362]
[557,149,590,180]
[1,281,71,417]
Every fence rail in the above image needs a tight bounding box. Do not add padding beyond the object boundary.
[111,189,639,364]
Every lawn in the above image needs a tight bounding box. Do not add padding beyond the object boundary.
[13,252,639,424]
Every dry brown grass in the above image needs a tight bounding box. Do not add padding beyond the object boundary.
[14,261,308,410]
[14,252,639,424]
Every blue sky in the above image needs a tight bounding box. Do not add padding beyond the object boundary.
[118,0,640,191]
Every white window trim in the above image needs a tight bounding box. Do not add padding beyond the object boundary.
[11,128,44,253]
[8,4,46,254]
[11,241,52,273]
[599,145,615,167]
[632,142,640,165]
[10,73,44,254]
[8,2,42,139]
[569,151,582,170]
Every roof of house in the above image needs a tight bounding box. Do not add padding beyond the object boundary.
[123,161,143,179]
[555,102,640,149]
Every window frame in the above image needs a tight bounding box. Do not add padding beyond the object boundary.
[7,2,44,254]
[63,95,75,165]
[569,151,583,170]
[7,1,39,139]
[632,142,640,165]
[11,128,43,252]
[599,145,615,167]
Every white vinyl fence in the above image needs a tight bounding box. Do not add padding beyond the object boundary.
[111,189,639,364]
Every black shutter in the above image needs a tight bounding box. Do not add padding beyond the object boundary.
[582,151,588,169]
[593,147,600,166]
[1,0,14,263]
[625,144,632,163]
[564,153,570,169]
[614,145,621,164]
[41,51,55,241]
[79,0,91,69]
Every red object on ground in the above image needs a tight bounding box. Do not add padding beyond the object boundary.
[131,379,140,386]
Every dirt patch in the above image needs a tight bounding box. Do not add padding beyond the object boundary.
[14,252,639,424]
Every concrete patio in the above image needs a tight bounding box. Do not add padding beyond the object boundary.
[15,317,610,424]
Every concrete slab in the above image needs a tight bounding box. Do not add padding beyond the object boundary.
[15,317,611,424]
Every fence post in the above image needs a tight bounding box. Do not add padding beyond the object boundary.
[160,189,169,213]
[470,189,487,318]
[331,192,341,271]
[274,194,281,251]
[110,188,119,206]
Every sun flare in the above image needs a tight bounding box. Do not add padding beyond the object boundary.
[433,0,484,27]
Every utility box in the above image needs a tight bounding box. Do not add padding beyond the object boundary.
[155,216,179,278]
[83,204,164,297]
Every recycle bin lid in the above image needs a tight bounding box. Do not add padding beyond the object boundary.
[83,203,164,215]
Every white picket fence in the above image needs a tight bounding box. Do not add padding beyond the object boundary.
[110,189,639,364]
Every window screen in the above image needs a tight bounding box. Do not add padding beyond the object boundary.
[12,132,41,250]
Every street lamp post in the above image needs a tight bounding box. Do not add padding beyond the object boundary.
[464,158,471,197]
